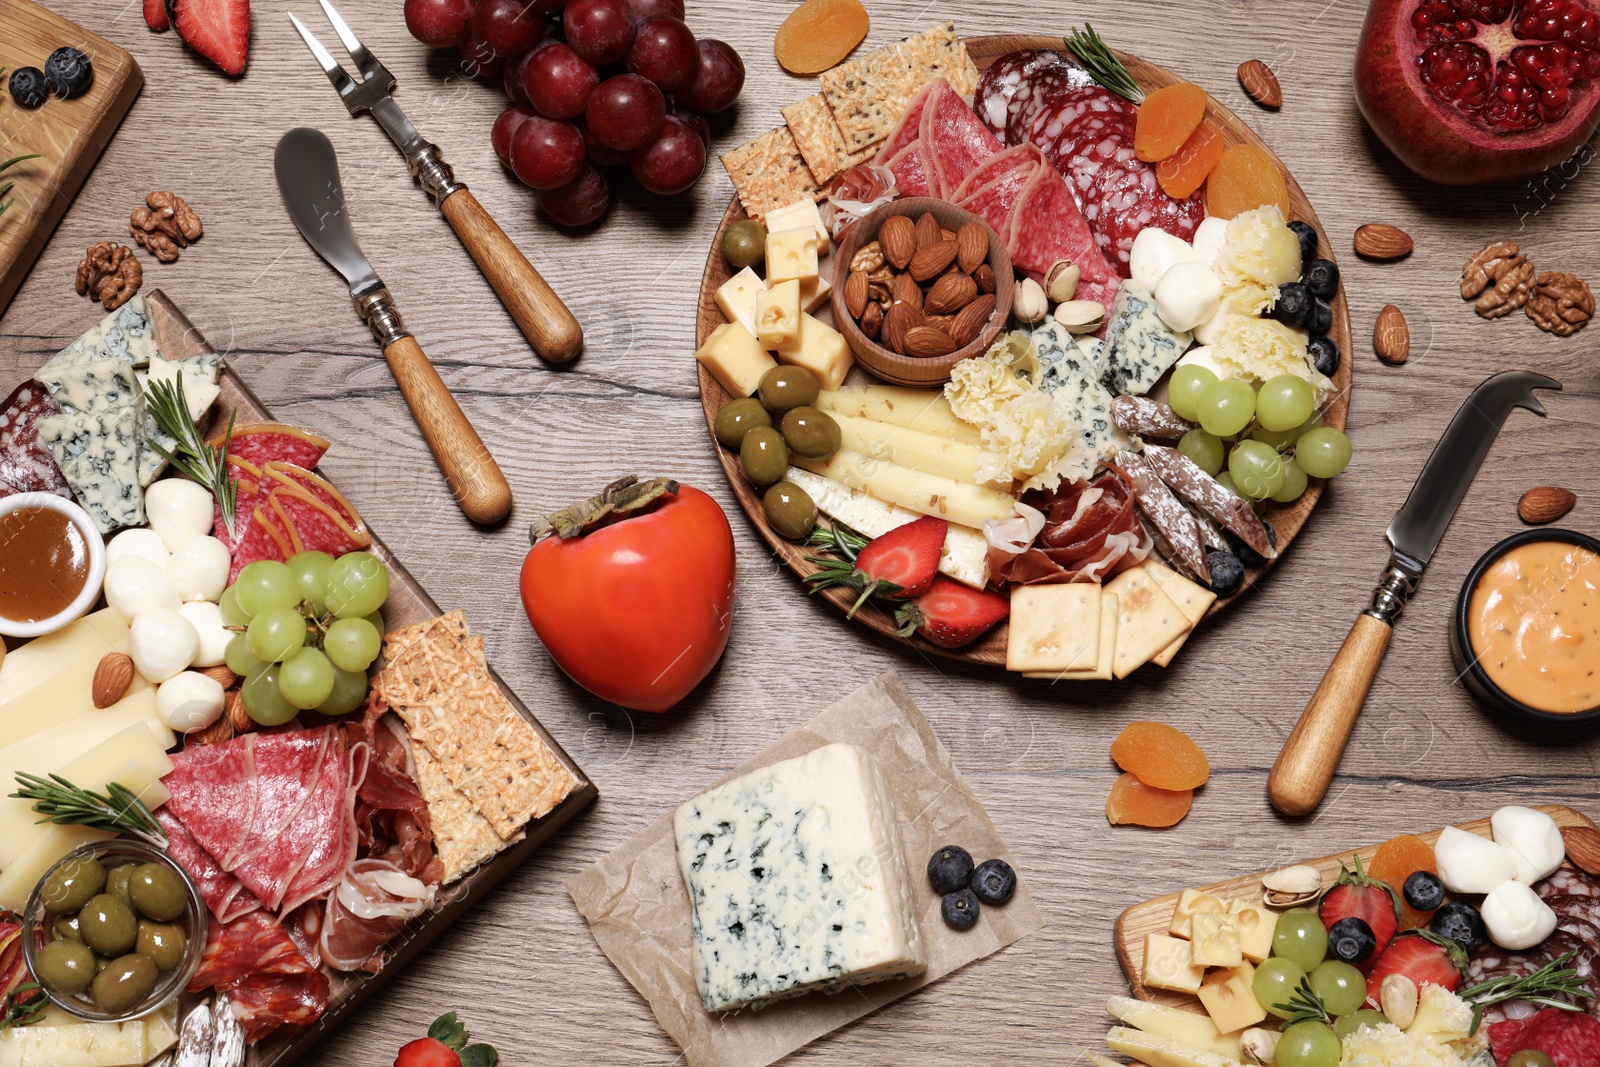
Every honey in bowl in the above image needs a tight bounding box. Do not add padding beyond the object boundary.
[1468,539,1600,714]
[0,506,91,624]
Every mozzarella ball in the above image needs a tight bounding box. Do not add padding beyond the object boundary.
[1154,261,1223,333]
[156,671,225,733]
[128,609,200,684]
[178,600,230,668]
[104,556,181,623]
[106,528,171,569]
[1491,805,1566,884]
[168,535,232,603]
[1191,215,1229,265]
[1176,345,1227,379]
[1129,228,1199,292]
[145,479,215,551]
[1481,880,1557,950]
[1434,825,1516,895]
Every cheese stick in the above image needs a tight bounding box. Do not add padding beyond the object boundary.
[818,386,982,445]
[792,450,1016,529]
[828,412,985,483]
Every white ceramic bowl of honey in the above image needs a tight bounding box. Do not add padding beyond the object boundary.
[0,493,105,638]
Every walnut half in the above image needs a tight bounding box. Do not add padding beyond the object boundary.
[1527,271,1594,337]
[1460,239,1535,319]
[75,242,142,310]
[130,190,203,263]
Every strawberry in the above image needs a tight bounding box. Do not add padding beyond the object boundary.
[804,516,947,616]
[894,577,1010,649]
[1363,929,1467,1008]
[394,1013,498,1067]
[144,0,170,32]
[1319,854,1402,973]
[172,0,251,75]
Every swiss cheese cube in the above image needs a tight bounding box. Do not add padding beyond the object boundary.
[715,267,764,336]
[1230,900,1277,963]
[799,272,833,314]
[1007,584,1100,673]
[1190,911,1243,968]
[1170,888,1228,938]
[766,226,819,285]
[764,198,830,252]
[1143,932,1205,994]
[775,312,852,390]
[1198,960,1267,1034]
[757,279,802,351]
[695,322,777,398]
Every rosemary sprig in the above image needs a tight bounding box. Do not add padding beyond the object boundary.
[0,155,40,218]
[145,375,238,540]
[10,772,169,849]
[804,519,869,561]
[1461,948,1592,1033]
[0,984,45,1033]
[1064,25,1142,103]
[1273,976,1330,1027]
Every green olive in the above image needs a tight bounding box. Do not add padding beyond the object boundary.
[90,954,159,1015]
[78,893,138,957]
[779,406,841,460]
[54,914,84,943]
[104,865,134,908]
[713,397,772,449]
[128,863,187,923]
[136,921,188,973]
[34,938,96,996]
[762,481,818,541]
[722,219,767,271]
[757,366,820,414]
[1509,1053,1557,1067]
[39,856,106,914]
[739,426,789,488]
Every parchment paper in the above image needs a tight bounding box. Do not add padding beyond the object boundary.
[566,672,1045,1067]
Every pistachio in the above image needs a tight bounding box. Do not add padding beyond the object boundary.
[1044,259,1081,303]
[1262,864,1324,907]
[1239,1029,1280,1066]
[1053,299,1105,334]
[1380,973,1418,1030]
[1012,277,1048,324]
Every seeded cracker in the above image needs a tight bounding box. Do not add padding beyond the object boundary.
[719,126,823,222]
[782,94,873,185]
[819,22,978,154]
[409,738,523,884]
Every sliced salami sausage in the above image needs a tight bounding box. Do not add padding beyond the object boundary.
[1006,66,1096,147]
[973,49,1083,141]
[1029,85,1134,173]
[1470,930,1595,1027]
[1488,1006,1600,1067]
[1539,868,1600,900]
[921,79,1003,199]
[0,381,70,499]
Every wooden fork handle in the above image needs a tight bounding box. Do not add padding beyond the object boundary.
[440,188,583,364]
[382,334,513,525]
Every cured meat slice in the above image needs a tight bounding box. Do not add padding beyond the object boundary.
[189,911,328,1044]
[1029,85,1134,173]
[954,149,1041,249]
[1082,142,1206,271]
[1142,445,1277,559]
[320,859,436,973]
[874,82,934,168]
[1113,396,1194,439]
[1470,931,1595,1025]
[226,731,333,910]
[155,808,262,924]
[228,972,331,1042]
[1539,869,1600,899]
[0,381,70,499]
[951,143,1043,204]
[1006,65,1095,147]
[991,470,1151,585]
[882,140,932,199]
[215,456,264,553]
[1489,1006,1600,1067]
[216,422,330,472]
[1116,451,1208,580]
[261,462,367,536]
[267,488,367,558]
[161,737,261,870]
[279,741,367,915]
[972,48,1086,140]
[227,500,293,583]
[1010,160,1121,309]
[920,79,1002,200]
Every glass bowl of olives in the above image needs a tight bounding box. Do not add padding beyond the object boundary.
[22,840,207,1022]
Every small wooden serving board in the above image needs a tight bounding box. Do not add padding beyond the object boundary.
[1114,804,1599,1008]
[0,0,143,319]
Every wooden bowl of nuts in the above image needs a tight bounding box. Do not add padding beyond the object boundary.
[831,197,1013,387]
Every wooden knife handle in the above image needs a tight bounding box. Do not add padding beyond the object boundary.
[439,188,583,364]
[382,334,513,525]
[1268,613,1394,816]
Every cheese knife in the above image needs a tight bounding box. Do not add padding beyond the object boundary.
[1268,370,1562,816]
[275,126,513,526]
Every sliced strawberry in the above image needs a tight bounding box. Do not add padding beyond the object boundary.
[1363,930,1467,1008]
[174,0,251,75]
[804,516,947,616]
[1319,855,1402,973]
[144,0,171,32]
[894,577,1009,649]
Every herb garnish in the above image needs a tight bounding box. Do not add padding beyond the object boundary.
[1461,948,1593,1034]
[0,155,40,218]
[10,772,169,849]
[1064,25,1142,103]
[145,375,238,540]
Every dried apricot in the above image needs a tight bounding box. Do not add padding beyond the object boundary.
[1368,834,1438,930]
[774,0,870,75]
[1205,144,1292,220]
[1106,772,1193,827]
[1111,720,1210,791]
[1134,82,1209,163]
[1156,120,1225,199]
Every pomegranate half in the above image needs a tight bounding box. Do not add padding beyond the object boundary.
[1356,0,1600,184]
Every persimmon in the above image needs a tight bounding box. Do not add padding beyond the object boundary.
[1368,834,1439,930]
[1156,119,1225,199]
[1205,144,1292,220]
[1134,82,1209,163]
[774,0,870,75]
[1106,773,1193,827]
[1111,720,1210,791]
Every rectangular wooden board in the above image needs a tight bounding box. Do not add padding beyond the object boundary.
[1114,804,1599,1008]
[0,0,143,319]
[145,290,599,1065]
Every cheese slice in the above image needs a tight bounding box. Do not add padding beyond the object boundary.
[1107,565,1192,679]
[1024,594,1117,681]
[793,450,1016,529]
[1147,561,1217,667]
[1007,585,1101,673]
[714,267,764,337]
[829,411,986,483]
[818,386,983,445]
[0,824,115,913]
[0,1003,178,1067]
[0,664,151,749]
[0,609,129,706]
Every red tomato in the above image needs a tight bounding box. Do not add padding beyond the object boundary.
[394,1038,460,1067]
[520,483,736,712]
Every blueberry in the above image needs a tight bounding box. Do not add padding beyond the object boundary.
[1303,258,1340,301]
[1287,220,1318,266]
[970,859,1016,905]
[1430,900,1487,953]
[941,888,981,930]
[1404,870,1445,912]
[1308,336,1341,378]
[1206,549,1244,598]
[44,47,93,98]
[926,845,974,895]
[8,67,47,109]
[1311,297,1333,335]
[1328,916,1378,964]
[1232,521,1276,569]
[1270,283,1315,330]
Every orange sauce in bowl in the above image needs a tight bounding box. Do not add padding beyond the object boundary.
[0,507,90,624]
[1469,540,1600,714]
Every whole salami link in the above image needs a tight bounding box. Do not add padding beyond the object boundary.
[1113,395,1194,439]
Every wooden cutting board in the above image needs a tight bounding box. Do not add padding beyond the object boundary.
[0,0,143,317]
[1114,804,1599,1007]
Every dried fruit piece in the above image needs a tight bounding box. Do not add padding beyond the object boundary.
[773,0,870,75]
[1368,834,1439,930]
[1135,82,1209,162]
[1106,772,1193,827]
[1155,119,1225,199]
[1111,720,1210,791]
[1204,144,1290,220]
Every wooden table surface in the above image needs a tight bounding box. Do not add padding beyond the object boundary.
[3,1,1599,1062]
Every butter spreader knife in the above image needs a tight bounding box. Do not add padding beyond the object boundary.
[275,126,513,526]
[1268,370,1561,816]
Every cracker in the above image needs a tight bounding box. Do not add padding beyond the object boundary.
[1106,566,1193,679]
[782,94,872,184]
[720,127,823,222]
[1145,562,1217,668]
[1005,584,1101,673]
[410,737,523,884]
[819,22,978,153]
[1024,594,1118,682]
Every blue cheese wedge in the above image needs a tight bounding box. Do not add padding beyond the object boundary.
[42,297,160,370]
[1031,320,1128,469]
[1097,281,1192,397]
[34,358,138,416]
[673,742,926,1013]
[36,408,144,532]
[135,355,223,486]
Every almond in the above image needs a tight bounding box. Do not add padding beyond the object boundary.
[844,269,870,320]
[1238,60,1282,109]
[1562,826,1600,874]
[93,652,135,709]
[901,325,956,358]
[925,273,977,315]
[878,215,916,270]
[955,223,988,274]
[1519,485,1577,524]
[940,227,956,243]
[909,239,958,282]
[199,664,238,688]
[191,713,236,746]
[1374,304,1410,364]
[1354,223,1414,261]
[974,263,997,295]
[922,314,955,334]
[951,293,997,347]
[227,689,253,732]
[914,212,941,251]
[892,270,923,311]
[884,300,921,353]
[860,300,884,339]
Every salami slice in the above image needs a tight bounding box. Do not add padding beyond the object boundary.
[1009,160,1121,309]
[228,501,292,583]
[874,81,935,167]
[1489,1006,1600,1067]
[0,382,70,499]
[973,49,1082,140]
[954,148,1042,247]
[262,463,368,542]
[267,488,367,558]
[883,141,932,199]
[1029,85,1134,175]
[1470,931,1595,1026]
[1080,142,1206,272]
[952,143,1042,204]
[1006,66,1096,147]
[1143,445,1277,559]
[218,422,330,472]
[921,79,1003,200]
[1539,869,1600,900]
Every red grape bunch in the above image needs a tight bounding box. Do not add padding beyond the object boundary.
[403,0,745,226]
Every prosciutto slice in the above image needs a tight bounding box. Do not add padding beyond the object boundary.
[991,469,1151,585]
[320,859,436,973]
[155,808,262,924]
[189,911,330,1043]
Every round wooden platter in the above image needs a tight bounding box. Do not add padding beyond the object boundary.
[695,34,1355,670]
